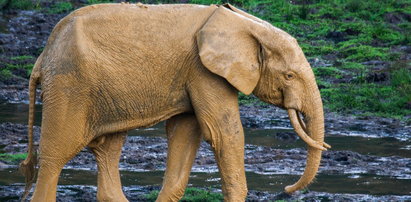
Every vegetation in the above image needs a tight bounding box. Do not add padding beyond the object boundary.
[0,0,410,119]
[145,187,223,201]
[0,153,27,163]
[48,1,73,14]
[1,0,40,10]
[0,55,35,78]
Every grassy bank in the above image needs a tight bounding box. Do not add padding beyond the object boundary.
[1,0,410,119]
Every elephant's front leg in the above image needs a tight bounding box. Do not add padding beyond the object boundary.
[189,77,248,201]
[89,132,128,202]
[199,112,247,201]
[156,114,202,202]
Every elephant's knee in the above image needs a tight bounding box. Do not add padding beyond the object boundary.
[88,135,106,148]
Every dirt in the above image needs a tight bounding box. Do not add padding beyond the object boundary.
[0,120,410,200]
[1,184,411,202]
[1,122,410,182]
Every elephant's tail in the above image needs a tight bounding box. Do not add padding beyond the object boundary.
[19,55,42,201]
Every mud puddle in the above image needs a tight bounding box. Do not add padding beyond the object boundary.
[2,103,410,158]
[1,168,411,196]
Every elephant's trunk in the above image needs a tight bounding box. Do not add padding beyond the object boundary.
[284,88,325,193]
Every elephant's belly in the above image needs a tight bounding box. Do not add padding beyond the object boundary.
[90,87,193,135]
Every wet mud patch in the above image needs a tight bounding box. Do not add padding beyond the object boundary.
[1,122,410,179]
[1,184,410,202]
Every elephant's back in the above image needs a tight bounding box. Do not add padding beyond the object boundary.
[41,3,216,76]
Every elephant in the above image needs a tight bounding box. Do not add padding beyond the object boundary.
[19,3,330,202]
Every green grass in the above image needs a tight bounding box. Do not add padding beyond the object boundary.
[10,55,34,61]
[48,2,73,14]
[0,69,13,79]
[5,63,34,77]
[87,0,113,4]
[313,67,343,78]
[145,187,223,201]
[321,83,411,119]
[0,153,27,164]
[6,0,40,10]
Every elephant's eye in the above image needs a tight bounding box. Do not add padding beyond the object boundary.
[285,72,295,80]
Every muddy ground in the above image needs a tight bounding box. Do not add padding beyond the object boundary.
[1,122,411,177]
[1,184,411,202]
[1,122,411,201]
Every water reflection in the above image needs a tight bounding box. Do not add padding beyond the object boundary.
[1,103,410,158]
[1,169,410,195]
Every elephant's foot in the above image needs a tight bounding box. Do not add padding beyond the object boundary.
[97,193,129,202]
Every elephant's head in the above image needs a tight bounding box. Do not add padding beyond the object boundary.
[197,4,330,193]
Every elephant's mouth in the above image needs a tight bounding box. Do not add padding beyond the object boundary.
[287,108,330,151]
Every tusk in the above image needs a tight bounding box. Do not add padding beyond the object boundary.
[296,111,331,149]
[288,109,327,151]
[296,111,307,131]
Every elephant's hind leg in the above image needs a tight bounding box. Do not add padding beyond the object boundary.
[89,132,128,202]
[156,114,202,202]
[31,110,91,201]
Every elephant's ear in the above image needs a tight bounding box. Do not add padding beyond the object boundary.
[197,6,262,95]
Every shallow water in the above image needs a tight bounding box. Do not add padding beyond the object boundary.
[1,169,410,195]
[1,103,411,196]
[2,103,410,158]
